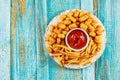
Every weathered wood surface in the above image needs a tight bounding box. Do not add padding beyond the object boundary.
[0,0,10,80]
[0,0,120,80]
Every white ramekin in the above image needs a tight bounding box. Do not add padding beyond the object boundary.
[65,28,90,52]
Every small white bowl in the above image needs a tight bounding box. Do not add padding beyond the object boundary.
[65,28,89,52]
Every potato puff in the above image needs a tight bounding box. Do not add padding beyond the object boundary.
[62,31,68,35]
[67,11,73,17]
[45,34,51,41]
[59,14,66,21]
[88,25,95,32]
[79,10,86,17]
[96,25,103,32]
[79,15,89,22]
[86,12,93,18]
[85,18,92,25]
[49,36,56,45]
[69,16,76,22]
[96,44,102,51]
[63,19,71,25]
[64,27,70,31]
[58,33,65,39]
[73,10,79,17]
[58,23,66,29]
[57,38,61,44]
[53,26,61,34]
[80,23,88,30]
[46,47,53,53]
[94,36,102,44]
[69,23,78,29]
[89,31,96,37]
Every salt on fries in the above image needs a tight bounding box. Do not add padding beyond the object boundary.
[45,10,103,67]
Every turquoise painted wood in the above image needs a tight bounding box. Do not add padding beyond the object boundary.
[0,0,10,80]
[1,0,120,80]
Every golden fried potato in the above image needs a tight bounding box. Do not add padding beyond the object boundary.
[96,25,103,32]
[88,25,95,32]
[57,38,61,44]
[85,19,92,25]
[79,15,89,22]
[45,34,51,41]
[62,31,68,35]
[59,14,66,20]
[63,20,71,25]
[58,34,65,39]
[94,36,102,44]
[49,25,54,32]
[89,32,96,37]
[58,23,66,29]
[73,10,79,17]
[49,36,56,44]
[46,47,53,53]
[67,11,73,17]
[69,23,78,29]
[79,10,86,17]
[69,16,76,22]
[80,23,88,30]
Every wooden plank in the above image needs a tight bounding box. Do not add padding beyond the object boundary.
[0,0,10,80]
[46,0,83,80]
[35,0,49,80]
[11,0,37,80]
[95,0,120,80]
[81,0,95,80]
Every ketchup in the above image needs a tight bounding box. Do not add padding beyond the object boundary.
[67,29,87,49]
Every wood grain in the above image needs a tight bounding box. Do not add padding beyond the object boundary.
[0,0,10,80]
[11,0,37,80]
[7,0,120,80]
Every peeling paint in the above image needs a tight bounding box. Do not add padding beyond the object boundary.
[20,41,25,64]
[93,0,97,10]
[18,0,26,16]
[11,3,15,40]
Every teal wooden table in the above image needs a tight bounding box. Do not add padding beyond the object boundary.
[0,0,120,80]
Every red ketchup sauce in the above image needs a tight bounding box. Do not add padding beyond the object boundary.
[67,29,87,49]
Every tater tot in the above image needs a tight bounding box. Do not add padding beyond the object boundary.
[76,21,80,26]
[63,20,71,25]
[96,30,103,35]
[49,25,54,32]
[74,10,79,17]
[58,23,66,29]
[96,25,103,32]
[85,19,92,25]
[59,14,66,20]
[79,10,86,17]
[69,16,76,22]
[69,23,78,29]
[46,47,53,53]
[79,15,89,22]
[54,28,61,34]
[88,25,95,32]
[96,44,102,51]
[80,23,88,30]
[89,32,96,37]
[62,31,68,35]
[49,37,56,44]
[58,34,65,39]
[67,11,73,17]
[57,38,61,44]
[86,12,92,18]
[94,36,102,44]
[64,27,70,31]
[45,34,51,41]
